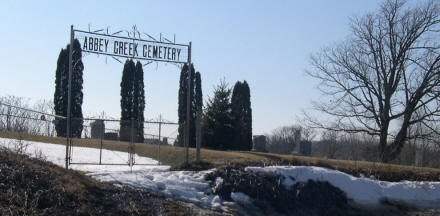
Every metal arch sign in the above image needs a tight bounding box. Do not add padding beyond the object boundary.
[65,25,193,170]
[74,29,190,64]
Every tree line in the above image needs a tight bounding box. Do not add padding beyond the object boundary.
[53,43,253,151]
[176,64,253,151]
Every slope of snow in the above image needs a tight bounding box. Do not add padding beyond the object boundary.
[0,137,164,172]
[246,166,440,209]
[88,169,226,208]
[0,138,227,210]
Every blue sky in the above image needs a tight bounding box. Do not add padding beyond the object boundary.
[0,0,384,135]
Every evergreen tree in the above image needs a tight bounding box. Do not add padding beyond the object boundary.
[195,72,203,116]
[195,71,203,149]
[189,66,196,147]
[177,64,188,146]
[70,39,84,138]
[202,80,233,150]
[54,39,84,138]
[231,81,252,150]
[120,59,135,141]
[54,48,68,137]
[241,81,252,150]
[177,64,196,147]
[134,61,145,142]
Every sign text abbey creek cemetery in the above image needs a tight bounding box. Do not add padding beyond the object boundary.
[75,30,189,63]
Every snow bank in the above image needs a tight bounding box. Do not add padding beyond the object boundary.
[0,137,164,172]
[246,166,440,209]
[0,138,228,210]
[89,169,222,207]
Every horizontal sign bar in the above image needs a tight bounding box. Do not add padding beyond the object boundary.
[74,30,189,63]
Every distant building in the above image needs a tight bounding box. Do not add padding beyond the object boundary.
[90,120,105,139]
[252,135,267,152]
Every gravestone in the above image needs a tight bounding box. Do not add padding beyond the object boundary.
[90,120,105,139]
[162,137,168,145]
[252,135,268,152]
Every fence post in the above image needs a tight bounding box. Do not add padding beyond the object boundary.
[66,25,74,169]
[158,115,162,165]
[129,118,135,168]
[6,106,10,131]
[185,42,192,165]
[99,119,104,165]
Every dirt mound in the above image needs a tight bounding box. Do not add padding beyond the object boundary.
[0,149,211,216]
[205,163,360,216]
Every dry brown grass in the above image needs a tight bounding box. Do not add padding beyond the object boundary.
[1,130,440,181]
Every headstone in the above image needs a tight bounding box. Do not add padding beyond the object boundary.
[90,120,105,139]
[252,135,267,152]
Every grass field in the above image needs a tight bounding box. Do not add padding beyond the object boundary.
[1,130,440,181]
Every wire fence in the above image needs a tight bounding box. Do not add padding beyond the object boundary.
[0,100,60,136]
[0,101,185,166]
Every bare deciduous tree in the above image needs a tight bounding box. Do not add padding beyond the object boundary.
[0,96,31,132]
[266,125,301,154]
[307,0,440,162]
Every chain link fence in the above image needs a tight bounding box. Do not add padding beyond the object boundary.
[69,118,181,166]
[0,100,185,166]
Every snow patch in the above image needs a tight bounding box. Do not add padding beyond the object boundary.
[231,192,252,205]
[246,166,440,209]
[214,177,223,190]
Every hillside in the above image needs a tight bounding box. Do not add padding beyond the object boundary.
[1,130,440,182]
[0,147,223,215]
[1,134,440,215]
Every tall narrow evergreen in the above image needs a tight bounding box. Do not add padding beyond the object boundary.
[177,64,196,147]
[177,64,188,146]
[54,39,84,138]
[70,39,84,138]
[189,66,196,147]
[54,48,68,137]
[231,80,252,150]
[195,71,203,150]
[241,81,252,150]
[120,59,135,141]
[195,72,203,116]
[134,61,145,142]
